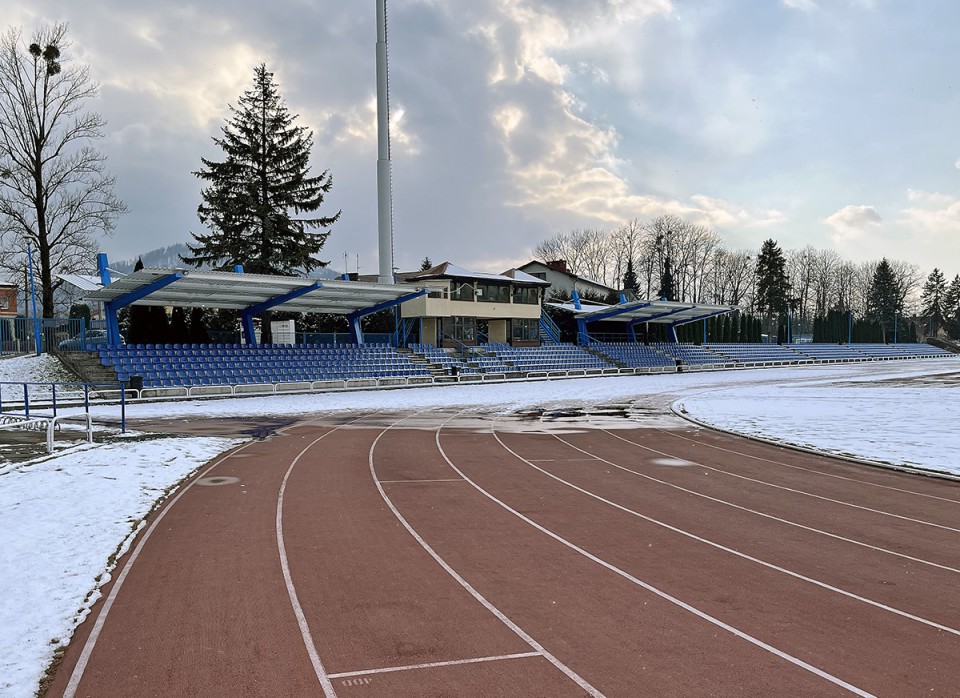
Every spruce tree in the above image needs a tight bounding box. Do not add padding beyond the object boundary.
[622,258,639,300]
[944,274,960,338]
[867,259,900,341]
[186,64,339,274]
[920,268,947,336]
[755,239,789,339]
[184,64,340,341]
[658,257,675,301]
[126,258,150,345]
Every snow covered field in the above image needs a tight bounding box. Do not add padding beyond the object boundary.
[0,352,957,696]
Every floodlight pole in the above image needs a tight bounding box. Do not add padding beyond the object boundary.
[27,242,41,356]
[376,0,395,285]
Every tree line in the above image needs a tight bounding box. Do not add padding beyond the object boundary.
[535,217,957,342]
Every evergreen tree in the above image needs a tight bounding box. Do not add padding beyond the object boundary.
[622,258,639,300]
[658,257,675,301]
[755,239,789,337]
[867,259,900,341]
[148,306,170,345]
[126,258,150,345]
[419,257,433,271]
[944,274,960,338]
[169,307,190,344]
[184,64,339,342]
[189,307,211,345]
[920,268,947,336]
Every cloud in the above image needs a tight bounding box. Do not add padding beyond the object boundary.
[783,0,818,11]
[900,190,960,232]
[823,204,882,243]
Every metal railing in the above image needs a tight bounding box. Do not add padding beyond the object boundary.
[0,381,127,433]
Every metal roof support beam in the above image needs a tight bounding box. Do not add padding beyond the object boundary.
[238,283,322,346]
[631,305,694,326]
[346,289,429,345]
[667,308,736,344]
[586,301,655,324]
[103,272,184,346]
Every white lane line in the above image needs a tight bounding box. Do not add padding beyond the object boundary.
[434,431,874,698]
[327,651,541,679]
[491,430,960,638]
[546,433,960,575]
[659,428,960,506]
[378,478,466,483]
[369,419,605,698]
[602,430,960,534]
[64,441,257,698]
[277,426,355,698]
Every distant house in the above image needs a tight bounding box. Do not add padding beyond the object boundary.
[367,262,550,347]
[517,260,617,301]
[0,284,17,318]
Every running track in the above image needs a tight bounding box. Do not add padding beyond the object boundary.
[46,410,960,697]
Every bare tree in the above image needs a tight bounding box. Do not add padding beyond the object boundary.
[0,23,125,317]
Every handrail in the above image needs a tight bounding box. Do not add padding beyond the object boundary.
[539,310,561,344]
[438,332,477,360]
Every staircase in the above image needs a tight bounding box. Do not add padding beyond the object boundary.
[539,311,561,345]
[56,351,121,385]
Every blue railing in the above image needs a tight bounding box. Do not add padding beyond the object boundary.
[539,311,561,344]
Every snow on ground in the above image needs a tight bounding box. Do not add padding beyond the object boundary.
[0,353,74,401]
[0,436,240,698]
[0,352,958,696]
[676,374,960,476]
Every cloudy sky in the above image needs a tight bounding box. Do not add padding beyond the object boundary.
[5,0,960,277]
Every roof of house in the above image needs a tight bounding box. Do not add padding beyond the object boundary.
[405,262,549,286]
[517,260,617,292]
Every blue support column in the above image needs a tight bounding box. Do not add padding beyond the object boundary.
[241,313,257,346]
[572,290,582,310]
[669,324,680,343]
[349,314,364,344]
[103,272,184,346]
[627,323,637,343]
[576,318,588,345]
[97,253,112,286]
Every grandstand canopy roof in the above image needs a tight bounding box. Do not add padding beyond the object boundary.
[83,268,439,315]
[547,298,738,325]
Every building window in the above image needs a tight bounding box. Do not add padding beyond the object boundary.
[450,281,475,301]
[0,296,8,310]
[512,286,539,305]
[512,318,539,342]
[441,316,476,342]
[530,272,547,280]
[476,282,510,303]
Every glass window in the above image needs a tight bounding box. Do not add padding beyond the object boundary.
[0,296,8,309]
[441,316,476,342]
[476,282,510,303]
[512,318,539,342]
[450,281,475,301]
[512,286,539,305]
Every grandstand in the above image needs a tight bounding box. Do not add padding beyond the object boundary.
[705,343,809,365]
[588,342,677,369]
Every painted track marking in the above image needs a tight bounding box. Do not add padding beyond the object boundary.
[369,413,605,698]
[379,478,465,483]
[63,440,259,698]
[600,430,960,534]
[658,427,960,505]
[547,433,960,575]
[277,426,361,698]
[490,428,960,637]
[434,426,874,697]
[327,651,541,679]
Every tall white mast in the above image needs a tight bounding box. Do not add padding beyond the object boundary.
[376,0,395,284]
